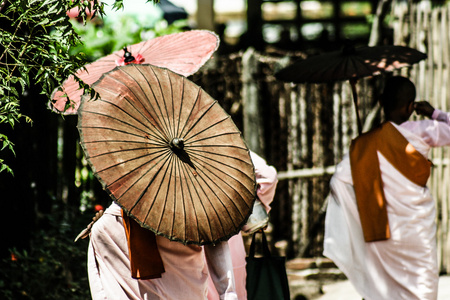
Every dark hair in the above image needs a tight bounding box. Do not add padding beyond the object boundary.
[381,76,416,114]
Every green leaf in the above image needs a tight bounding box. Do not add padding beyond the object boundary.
[37,18,50,26]
[112,0,124,10]
[0,162,14,176]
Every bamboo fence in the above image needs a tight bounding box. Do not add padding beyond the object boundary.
[393,2,450,274]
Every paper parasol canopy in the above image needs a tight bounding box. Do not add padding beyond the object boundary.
[77,64,256,245]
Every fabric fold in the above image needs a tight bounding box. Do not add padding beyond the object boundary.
[122,211,165,279]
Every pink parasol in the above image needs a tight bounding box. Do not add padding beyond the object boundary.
[50,30,219,114]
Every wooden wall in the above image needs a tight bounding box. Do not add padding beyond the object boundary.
[393,2,450,274]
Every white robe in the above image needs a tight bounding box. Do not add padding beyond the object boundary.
[324,110,450,300]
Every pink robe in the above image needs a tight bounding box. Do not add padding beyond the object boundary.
[88,202,237,300]
[324,110,450,300]
[207,151,279,300]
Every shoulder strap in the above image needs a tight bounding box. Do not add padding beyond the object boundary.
[248,231,271,258]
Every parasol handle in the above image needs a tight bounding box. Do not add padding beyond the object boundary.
[350,78,363,135]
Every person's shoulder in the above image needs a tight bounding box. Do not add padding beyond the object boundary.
[332,154,352,184]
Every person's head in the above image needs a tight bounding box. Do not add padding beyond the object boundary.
[380,76,416,124]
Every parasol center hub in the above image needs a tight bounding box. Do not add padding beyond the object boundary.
[342,42,356,56]
[170,138,185,150]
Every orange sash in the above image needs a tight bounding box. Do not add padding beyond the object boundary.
[349,122,431,242]
[122,211,165,279]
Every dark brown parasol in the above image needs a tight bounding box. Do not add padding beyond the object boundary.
[275,44,427,134]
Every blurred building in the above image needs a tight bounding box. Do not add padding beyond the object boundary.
[173,0,378,53]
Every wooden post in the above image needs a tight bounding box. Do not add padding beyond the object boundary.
[196,0,215,30]
[368,0,392,46]
[242,48,264,155]
[246,0,264,51]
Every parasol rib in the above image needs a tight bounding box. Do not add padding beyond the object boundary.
[184,132,243,147]
[139,66,175,140]
[177,86,203,140]
[118,67,173,140]
[191,165,239,230]
[87,144,167,160]
[187,150,255,204]
[186,157,250,239]
[154,154,177,233]
[180,159,216,241]
[148,65,176,139]
[169,157,184,240]
[183,116,232,143]
[186,148,253,167]
[168,69,176,139]
[99,151,170,188]
[181,99,218,141]
[109,149,172,203]
[97,68,168,139]
[81,106,166,143]
[174,76,186,139]
[189,159,249,225]
[176,156,200,243]
[187,149,254,182]
[127,150,173,216]
[186,143,247,151]
[93,81,169,142]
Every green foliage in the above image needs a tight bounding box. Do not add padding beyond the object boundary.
[0,0,161,175]
[0,212,95,300]
[0,0,102,175]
